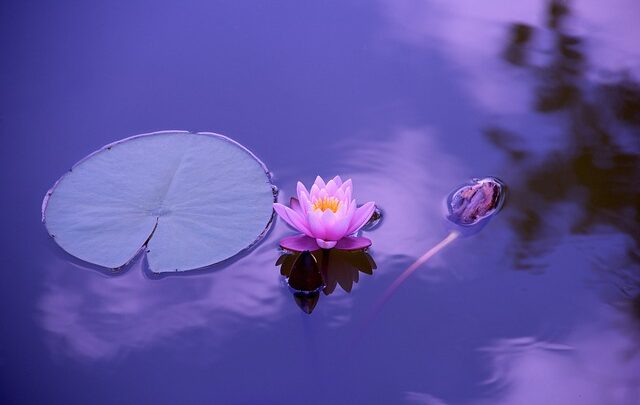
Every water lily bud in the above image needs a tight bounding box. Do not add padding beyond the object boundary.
[447,177,506,229]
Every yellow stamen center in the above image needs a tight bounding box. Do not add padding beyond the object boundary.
[312,196,340,213]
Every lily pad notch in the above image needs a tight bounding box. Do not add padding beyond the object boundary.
[42,131,277,273]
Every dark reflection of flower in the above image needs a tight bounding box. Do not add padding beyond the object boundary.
[490,1,640,313]
[275,249,377,314]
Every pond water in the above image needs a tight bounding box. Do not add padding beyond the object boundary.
[1,1,639,404]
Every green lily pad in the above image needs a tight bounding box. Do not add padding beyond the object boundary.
[42,131,276,273]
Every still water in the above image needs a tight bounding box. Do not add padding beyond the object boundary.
[1,0,639,403]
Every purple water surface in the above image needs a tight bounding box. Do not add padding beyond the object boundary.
[1,1,639,404]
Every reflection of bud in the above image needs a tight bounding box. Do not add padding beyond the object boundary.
[293,291,320,314]
[287,251,324,292]
[286,251,324,315]
[447,177,506,228]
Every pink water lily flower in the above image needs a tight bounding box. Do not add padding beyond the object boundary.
[274,176,375,251]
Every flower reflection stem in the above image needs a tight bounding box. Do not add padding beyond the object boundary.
[375,230,460,313]
[354,230,460,344]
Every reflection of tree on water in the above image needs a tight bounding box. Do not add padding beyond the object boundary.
[276,249,377,314]
[489,1,639,310]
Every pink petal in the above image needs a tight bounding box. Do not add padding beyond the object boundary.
[280,235,321,252]
[345,199,357,218]
[290,197,303,216]
[346,201,376,235]
[296,181,310,197]
[332,176,343,186]
[320,207,336,227]
[323,212,350,240]
[307,210,327,239]
[340,179,353,193]
[316,239,337,249]
[326,179,338,195]
[335,200,349,216]
[274,203,312,235]
[296,182,310,210]
[299,192,312,213]
[280,235,370,251]
[310,184,320,199]
[340,180,353,201]
[313,176,326,189]
[335,236,372,251]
